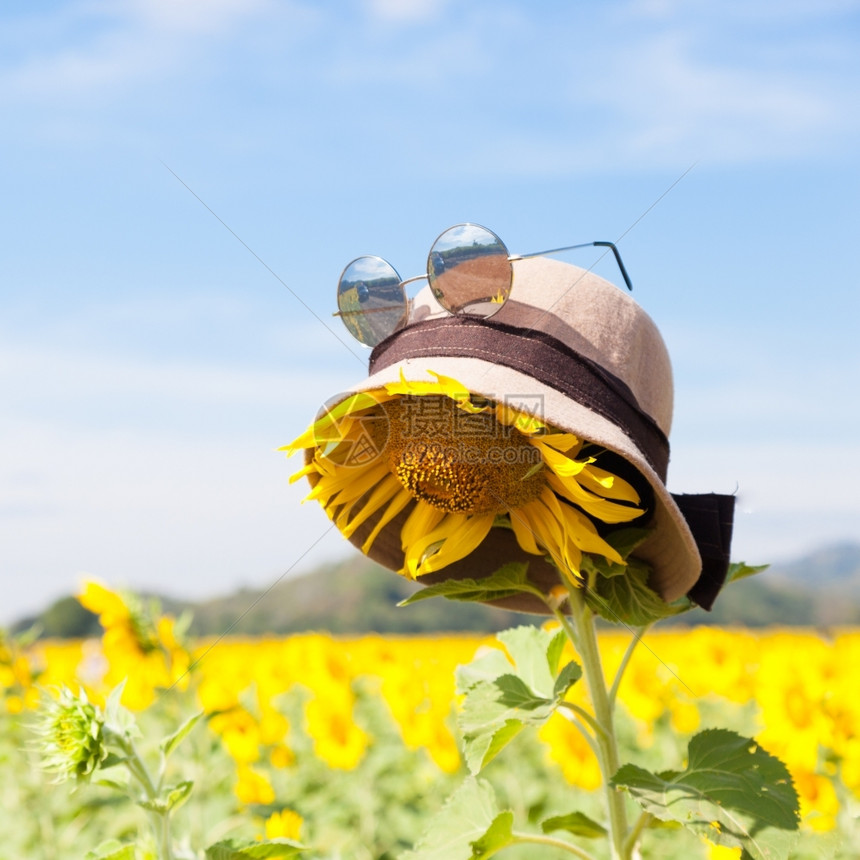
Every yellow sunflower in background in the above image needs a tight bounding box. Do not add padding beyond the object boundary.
[283,372,645,586]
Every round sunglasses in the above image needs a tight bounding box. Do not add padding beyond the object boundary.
[334,223,632,347]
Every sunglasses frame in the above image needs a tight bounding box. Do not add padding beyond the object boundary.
[334,223,632,346]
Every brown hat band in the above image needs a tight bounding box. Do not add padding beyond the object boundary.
[369,316,671,481]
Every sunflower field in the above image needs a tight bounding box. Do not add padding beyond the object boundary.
[2,580,858,859]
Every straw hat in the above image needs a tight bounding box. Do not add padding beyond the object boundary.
[310,255,734,612]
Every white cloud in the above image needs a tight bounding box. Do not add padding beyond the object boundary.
[598,33,843,163]
[437,3,859,174]
[624,0,860,25]
[128,0,274,36]
[0,0,295,101]
[364,0,450,24]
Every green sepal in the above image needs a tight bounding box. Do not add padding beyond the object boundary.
[541,811,608,839]
[611,729,800,860]
[398,563,542,606]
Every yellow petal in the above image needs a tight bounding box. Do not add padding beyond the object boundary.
[535,432,582,453]
[384,369,473,403]
[578,464,641,504]
[289,462,318,485]
[494,402,546,435]
[555,500,625,564]
[281,390,391,454]
[400,501,446,553]
[530,437,590,476]
[339,474,404,538]
[545,471,643,524]
[306,459,389,510]
[361,489,413,553]
[535,492,586,573]
[512,494,583,578]
[402,513,494,577]
[508,504,545,556]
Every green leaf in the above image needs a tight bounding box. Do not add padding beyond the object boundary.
[553,661,582,699]
[94,777,128,792]
[136,797,168,813]
[604,527,653,560]
[545,629,567,676]
[726,562,769,584]
[455,649,520,694]
[95,751,129,770]
[136,782,192,813]
[173,607,194,639]
[458,682,531,772]
[470,811,515,859]
[611,729,800,860]
[492,674,554,711]
[456,626,581,773]
[103,682,140,741]
[496,626,556,696]
[580,529,654,582]
[586,560,686,626]
[160,711,204,758]
[398,563,542,606]
[85,840,136,860]
[581,552,627,580]
[165,779,194,811]
[401,777,509,860]
[204,838,304,859]
[541,811,607,839]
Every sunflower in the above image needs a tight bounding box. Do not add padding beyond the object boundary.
[284,372,645,587]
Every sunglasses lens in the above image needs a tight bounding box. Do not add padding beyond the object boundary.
[427,224,512,318]
[337,256,407,346]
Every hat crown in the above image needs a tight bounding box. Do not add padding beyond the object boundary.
[411,256,674,436]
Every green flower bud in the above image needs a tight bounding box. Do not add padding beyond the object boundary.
[35,686,108,782]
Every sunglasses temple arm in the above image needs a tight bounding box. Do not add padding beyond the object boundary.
[511,241,633,291]
[593,241,633,291]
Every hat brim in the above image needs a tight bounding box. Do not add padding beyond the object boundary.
[332,354,702,609]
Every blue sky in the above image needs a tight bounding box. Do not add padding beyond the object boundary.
[1,0,859,624]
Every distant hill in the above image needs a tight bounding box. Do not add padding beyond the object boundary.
[12,542,860,638]
[12,556,540,639]
[172,556,539,636]
[664,541,860,628]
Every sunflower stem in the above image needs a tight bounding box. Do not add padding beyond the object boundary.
[565,583,629,860]
[557,700,606,741]
[608,623,651,709]
[623,811,653,858]
[556,705,601,760]
[112,733,175,860]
